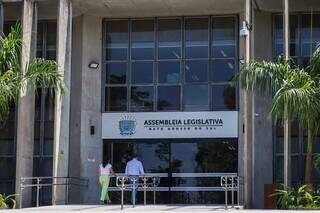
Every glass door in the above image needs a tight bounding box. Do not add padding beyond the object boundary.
[103,138,237,204]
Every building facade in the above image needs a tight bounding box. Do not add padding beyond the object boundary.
[1,0,320,209]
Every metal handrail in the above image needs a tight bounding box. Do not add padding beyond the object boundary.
[115,175,160,210]
[220,175,241,210]
[19,176,89,209]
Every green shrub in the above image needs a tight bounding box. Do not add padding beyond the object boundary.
[271,184,320,209]
[0,193,16,209]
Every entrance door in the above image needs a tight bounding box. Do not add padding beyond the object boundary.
[103,138,237,204]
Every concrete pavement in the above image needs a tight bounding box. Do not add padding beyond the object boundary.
[6,205,320,212]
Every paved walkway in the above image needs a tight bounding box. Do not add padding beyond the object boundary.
[6,205,320,212]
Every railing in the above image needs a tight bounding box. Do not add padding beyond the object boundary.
[19,176,89,209]
[115,175,160,210]
[220,175,241,209]
[108,173,241,210]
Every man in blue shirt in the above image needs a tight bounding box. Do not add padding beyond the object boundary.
[125,153,145,205]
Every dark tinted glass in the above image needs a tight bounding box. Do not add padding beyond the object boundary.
[185,18,209,59]
[106,63,127,84]
[212,17,236,58]
[106,87,127,111]
[0,158,15,179]
[131,62,153,84]
[184,84,209,111]
[106,20,128,60]
[171,139,237,173]
[274,15,299,57]
[37,23,44,58]
[46,23,57,60]
[157,86,181,111]
[131,86,154,111]
[158,19,181,59]
[0,119,15,155]
[212,60,235,82]
[212,84,236,110]
[185,60,208,82]
[131,20,154,60]
[158,61,181,84]
[301,14,320,56]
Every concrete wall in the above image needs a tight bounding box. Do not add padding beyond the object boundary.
[251,10,274,209]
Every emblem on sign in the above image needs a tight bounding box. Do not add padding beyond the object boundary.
[119,115,136,136]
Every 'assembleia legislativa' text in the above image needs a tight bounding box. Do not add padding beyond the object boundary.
[144,119,223,126]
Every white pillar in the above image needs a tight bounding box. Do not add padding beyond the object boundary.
[283,0,291,187]
[52,0,72,205]
[15,0,38,208]
[243,0,253,208]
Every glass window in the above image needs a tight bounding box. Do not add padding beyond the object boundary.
[131,62,153,84]
[158,19,181,59]
[131,20,154,60]
[131,86,154,112]
[212,84,236,110]
[158,61,181,84]
[46,23,57,60]
[212,60,235,82]
[106,63,127,84]
[105,87,127,111]
[185,18,209,59]
[184,84,209,111]
[157,86,181,111]
[274,15,299,57]
[212,17,236,58]
[106,20,128,60]
[301,14,320,57]
[0,158,15,179]
[185,61,208,83]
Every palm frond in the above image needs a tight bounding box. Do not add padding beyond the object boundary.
[0,23,22,75]
[24,58,64,95]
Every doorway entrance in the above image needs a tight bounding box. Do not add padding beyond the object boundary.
[103,138,238,204]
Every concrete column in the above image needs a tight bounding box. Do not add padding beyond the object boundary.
[243,0,253,208]
[283,0,291,187]
[15,0,38,208]
[52,0,72,205]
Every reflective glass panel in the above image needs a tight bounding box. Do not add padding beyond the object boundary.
[185,60,208,82]
[105,87,127,111]
[212,17,236,58]
[212,84,236,110]
[46,23,57,60]
[212,60,235,82]
[131,62,153,84]
[106,20,128,60]
[274,15,299,57]
[131,86,154,112]
[158,19,181,59]
[184,84,209,111]
[131,20,154,60]
[158,61,181,84]
[185,18,209,59]
[157,86,181,111]
[106,63,127,84]
[301,14,320,56]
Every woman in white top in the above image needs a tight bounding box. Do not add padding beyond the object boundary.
[98,160,115,204]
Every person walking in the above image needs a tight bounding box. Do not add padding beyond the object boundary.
[98,160,115,204]
[125,153,144,205]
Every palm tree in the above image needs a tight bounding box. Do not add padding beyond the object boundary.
[0,23,63,124]
[236,57,320,186]
[303,45,320,184]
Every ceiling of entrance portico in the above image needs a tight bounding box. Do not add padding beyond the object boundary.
[73,0,244,17]
[72,0,320,17]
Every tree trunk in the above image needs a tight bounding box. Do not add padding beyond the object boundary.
[305,123,314,185]
[283,105,291,187]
